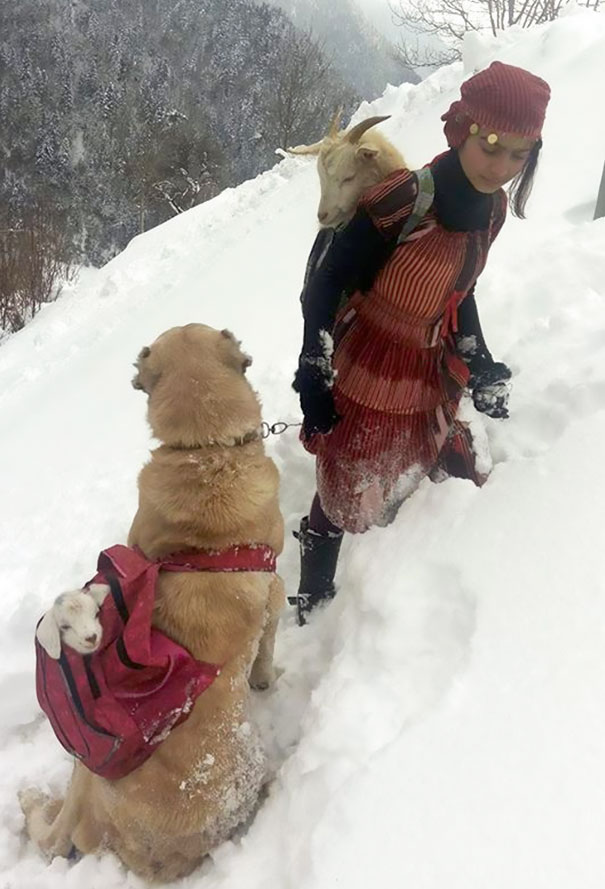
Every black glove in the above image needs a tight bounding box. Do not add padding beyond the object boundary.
[293,360,341,438]
[470,361,512,419]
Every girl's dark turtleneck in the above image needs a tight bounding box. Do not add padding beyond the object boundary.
[431,148,493,232]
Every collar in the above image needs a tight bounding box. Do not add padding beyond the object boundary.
[430,149,493,232]
[167,428,262,451]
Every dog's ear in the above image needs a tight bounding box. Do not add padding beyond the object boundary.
[220,329,253,374]
[87,583,111,607]
[36,611,62,659]
[131,345,161,394]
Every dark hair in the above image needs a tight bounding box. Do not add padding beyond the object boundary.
[508,139,542,219]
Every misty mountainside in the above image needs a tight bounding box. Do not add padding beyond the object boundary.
[258,0,419,100]
[0,0,358,269]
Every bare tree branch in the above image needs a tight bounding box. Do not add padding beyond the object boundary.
[390,0,600,63]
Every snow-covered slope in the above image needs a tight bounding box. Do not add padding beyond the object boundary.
[1,10,605,888]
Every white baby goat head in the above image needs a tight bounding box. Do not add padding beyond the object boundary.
[36,583,110,659]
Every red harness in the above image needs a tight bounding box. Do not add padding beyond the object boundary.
[158,544,277,574]
[35,541,278,780]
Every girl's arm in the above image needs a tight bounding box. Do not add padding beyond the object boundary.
[294,169,418,437]
[455,286,494,373]
[294,211,390,437]
[300,209,391,359]
[300,167,419,361]
[456,286,512,419]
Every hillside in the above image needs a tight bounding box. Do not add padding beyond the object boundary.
[261,0,419,96]
[1,8,605,888]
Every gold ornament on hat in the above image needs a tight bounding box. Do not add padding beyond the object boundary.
[468,123,500,144]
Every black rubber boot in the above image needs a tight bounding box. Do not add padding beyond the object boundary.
[288,516,344,626]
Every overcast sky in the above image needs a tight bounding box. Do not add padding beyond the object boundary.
[355,0,405,41]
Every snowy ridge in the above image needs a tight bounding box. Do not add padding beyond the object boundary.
[1,10,605,888]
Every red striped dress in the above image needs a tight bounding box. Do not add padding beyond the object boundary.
[303,167,507,533]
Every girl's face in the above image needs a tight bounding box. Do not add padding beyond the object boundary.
[458,129,536,193]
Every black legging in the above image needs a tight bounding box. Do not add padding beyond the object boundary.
[308,493,343,536]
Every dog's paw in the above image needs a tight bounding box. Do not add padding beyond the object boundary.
[249,664,284,690]
[249,664,276,691]
[249,674,273,691]
[18,787,49,819]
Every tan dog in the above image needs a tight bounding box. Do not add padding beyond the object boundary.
[20,324,285,882]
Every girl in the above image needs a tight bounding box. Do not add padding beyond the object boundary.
[292,61,551,624]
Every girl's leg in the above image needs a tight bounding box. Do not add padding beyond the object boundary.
[290,494,344,625]
[308,493,344,536]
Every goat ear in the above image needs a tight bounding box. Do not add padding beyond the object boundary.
[36,611,62,659]
[285,141,323,156]
[87,583,111,607]
[357,145,379,161]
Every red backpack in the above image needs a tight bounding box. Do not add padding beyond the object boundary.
[35,543,276,780]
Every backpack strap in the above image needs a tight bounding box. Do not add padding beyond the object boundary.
[396,166,434,244]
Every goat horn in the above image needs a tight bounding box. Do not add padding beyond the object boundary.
[346,115,391,144]
[328,107,344,138]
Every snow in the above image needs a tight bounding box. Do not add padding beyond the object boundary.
[2,9,605,887]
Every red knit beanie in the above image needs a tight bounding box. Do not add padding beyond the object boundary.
[441,61,551,148]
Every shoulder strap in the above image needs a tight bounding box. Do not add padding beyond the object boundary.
[396,166,434,245]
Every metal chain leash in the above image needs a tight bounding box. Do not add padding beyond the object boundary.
[260,420,302,439]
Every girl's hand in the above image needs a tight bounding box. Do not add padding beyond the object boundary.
[293,360,341,437]
[470,362,512,419]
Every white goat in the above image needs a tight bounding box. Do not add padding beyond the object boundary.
[287,112,407,228]
[36,583,110,659]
